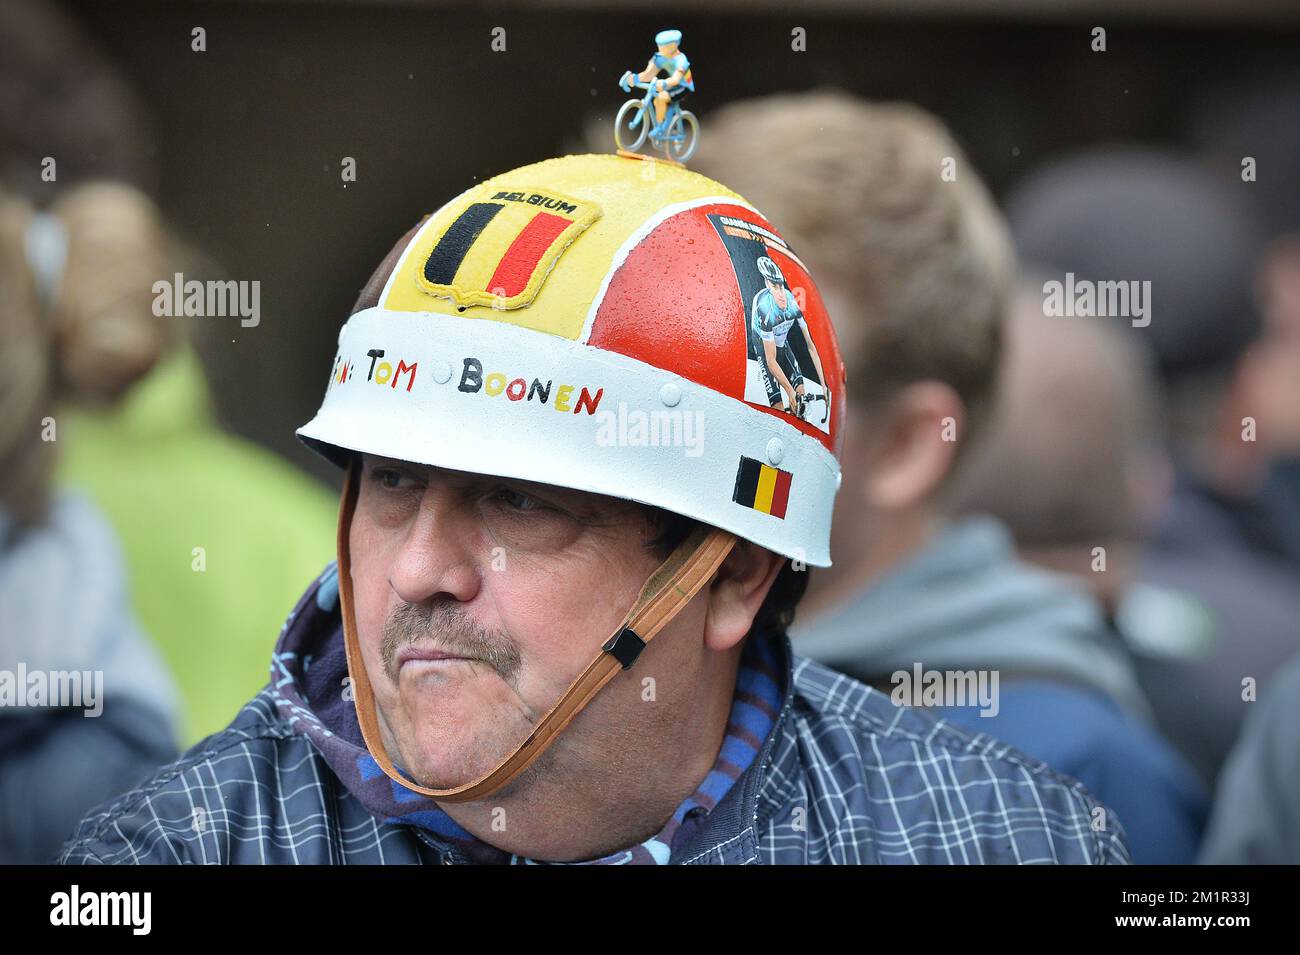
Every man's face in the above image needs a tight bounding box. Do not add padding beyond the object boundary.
[658,42,677,57]
[347,454,667,791]
[768,279,788,308]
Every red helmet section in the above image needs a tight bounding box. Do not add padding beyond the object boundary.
[587,201,845,456]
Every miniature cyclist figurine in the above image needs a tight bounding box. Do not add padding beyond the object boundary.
[615,32,700,163]
[628,28,694,135]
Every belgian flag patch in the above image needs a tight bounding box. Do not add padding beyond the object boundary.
[415,187,601,312]
[733,456,792,519]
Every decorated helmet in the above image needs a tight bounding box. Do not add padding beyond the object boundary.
[299,153,844,565]
[655,28,682,46]
[296,152,845,801]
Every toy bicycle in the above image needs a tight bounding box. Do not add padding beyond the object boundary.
[615,74,699,163]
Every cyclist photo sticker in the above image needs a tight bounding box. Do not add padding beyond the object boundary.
[706,212,832,436]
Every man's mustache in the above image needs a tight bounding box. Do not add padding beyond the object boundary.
[380,600,522,687]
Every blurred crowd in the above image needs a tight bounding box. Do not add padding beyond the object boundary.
[1,1,1296,863]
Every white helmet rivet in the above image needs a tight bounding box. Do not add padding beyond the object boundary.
[433,360,452,384]
[659,381,682,407]
[835,469,843,489]
[766,437,784,466]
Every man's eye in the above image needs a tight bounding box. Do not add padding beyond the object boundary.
[494,487,544,511]
[371,467,418,491]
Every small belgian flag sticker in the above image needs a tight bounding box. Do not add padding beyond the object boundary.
[733,456,793,520]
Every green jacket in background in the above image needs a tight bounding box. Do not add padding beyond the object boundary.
[57,345,338,745]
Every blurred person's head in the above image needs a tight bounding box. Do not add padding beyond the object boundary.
[0,183,175,527]
[1005,147,1270,492]
[0,0,181,530]
[1237,235,1300,466]
[947,278,1169,612]
[689,90,1013,612]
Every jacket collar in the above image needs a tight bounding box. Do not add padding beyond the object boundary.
[669,627,799,864]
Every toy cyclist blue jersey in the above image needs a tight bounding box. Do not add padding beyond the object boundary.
[653,51,694,90]
[751,286,805,347]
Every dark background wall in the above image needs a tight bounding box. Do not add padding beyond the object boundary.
[39,0,1300,486]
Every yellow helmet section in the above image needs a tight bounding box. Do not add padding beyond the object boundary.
[380,153,749,341]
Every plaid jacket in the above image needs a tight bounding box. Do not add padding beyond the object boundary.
[58,565,1131,865]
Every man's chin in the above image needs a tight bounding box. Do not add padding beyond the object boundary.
[388,679,530,790]
[396,730,510,792]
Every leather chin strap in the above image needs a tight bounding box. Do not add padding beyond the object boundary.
[335,459,739,804]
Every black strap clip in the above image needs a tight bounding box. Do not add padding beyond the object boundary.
[602,627,646,670]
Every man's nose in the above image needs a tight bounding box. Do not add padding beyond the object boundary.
[387,482,483,608]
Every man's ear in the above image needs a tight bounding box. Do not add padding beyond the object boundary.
[864,381,965,511]
[702,541,786,652]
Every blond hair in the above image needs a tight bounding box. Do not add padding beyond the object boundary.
[690,89,1014,438]
[0,182,176,525]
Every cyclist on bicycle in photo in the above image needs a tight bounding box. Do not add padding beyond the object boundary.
[624,28,694,135]
[752,254,829,423]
